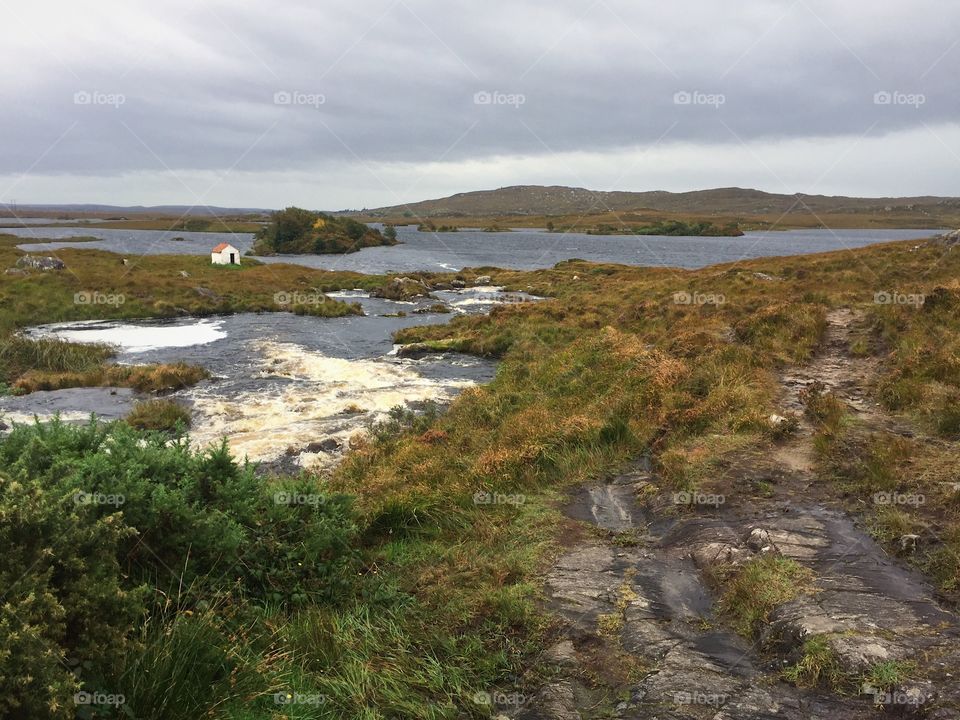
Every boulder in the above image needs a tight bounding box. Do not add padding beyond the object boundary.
[474,275,492,284]
[16,255,65,271]
[746,527,773,552]
[4,267,28,276]
[305,438,341,454]
[451,279,467,289]
[371,277,432,300]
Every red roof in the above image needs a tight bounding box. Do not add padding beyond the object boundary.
[212,243,233,252]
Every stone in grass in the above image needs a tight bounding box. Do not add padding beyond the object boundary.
[16,255,65,271]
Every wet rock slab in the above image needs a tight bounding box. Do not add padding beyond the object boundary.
[0,387,138,425]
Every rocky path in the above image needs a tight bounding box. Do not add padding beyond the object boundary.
[509,310,960,720]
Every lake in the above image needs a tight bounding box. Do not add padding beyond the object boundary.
[5,225,938,273]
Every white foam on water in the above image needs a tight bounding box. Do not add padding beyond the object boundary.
[1,410,92,426]
[32,319,227,353]
[187,340,475,464]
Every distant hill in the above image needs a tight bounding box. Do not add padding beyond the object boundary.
[0,203,272,217]
[359,185,960,218]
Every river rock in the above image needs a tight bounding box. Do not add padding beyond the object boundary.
[371,277,431,300]
[474,275,492,284]
[305,438,341,454]
[451,279,467,289]
[16,255,65,271]
[747,527,773,551]
[396,343,440,359]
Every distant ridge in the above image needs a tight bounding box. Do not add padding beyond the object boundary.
[359,185,960,218]
[0,203,272,216]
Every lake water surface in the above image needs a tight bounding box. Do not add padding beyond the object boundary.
[6,225,938,273]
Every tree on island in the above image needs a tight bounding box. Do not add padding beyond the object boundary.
[251,207,398,255]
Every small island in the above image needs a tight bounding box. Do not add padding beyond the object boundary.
[250,206,398,255]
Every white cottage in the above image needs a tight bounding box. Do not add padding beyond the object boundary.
[211,242,239,265]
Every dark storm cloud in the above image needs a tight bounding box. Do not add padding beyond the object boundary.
[1,0,958,196]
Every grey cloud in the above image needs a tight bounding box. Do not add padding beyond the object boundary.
[0,0,958,197]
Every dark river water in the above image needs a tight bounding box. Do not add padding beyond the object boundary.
[5,225,938,273]
[0,289,518,470]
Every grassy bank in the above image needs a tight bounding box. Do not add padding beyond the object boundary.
[2,232,958,718]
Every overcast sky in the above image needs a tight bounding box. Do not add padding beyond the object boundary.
[2,0,958,209]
